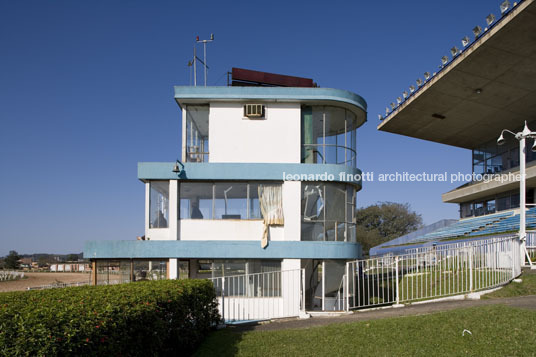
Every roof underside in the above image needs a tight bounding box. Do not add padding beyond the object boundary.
[377,0,536,149]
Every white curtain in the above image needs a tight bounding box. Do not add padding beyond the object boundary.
[258,185,284,248]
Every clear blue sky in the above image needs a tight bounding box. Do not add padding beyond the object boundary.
[0,0,503,255]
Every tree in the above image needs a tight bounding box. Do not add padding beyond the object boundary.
[4,251,21,269]
[355,202,423,254]
[67,254,79,262]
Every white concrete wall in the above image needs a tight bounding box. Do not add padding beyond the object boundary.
[208,103,301,163]
[180,220,284,241]
[283,181,301,241]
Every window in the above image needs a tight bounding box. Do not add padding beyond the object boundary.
[179,182,273,220]
[180,182,213,219]
[301,182,356,242]
[301,106,358,167]
[150,181,169,228]
[214,183,247,219]
[185,106,209,163]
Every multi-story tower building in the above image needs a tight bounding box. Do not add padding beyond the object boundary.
[84,68,367,315]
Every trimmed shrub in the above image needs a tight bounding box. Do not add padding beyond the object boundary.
[0,279,220,356]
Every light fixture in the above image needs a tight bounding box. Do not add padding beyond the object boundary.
[409,85,416,93]
[450,46,459,57]
[397,97,402,104]
[461,36,470,47]
[474,88,482,94]
[472,26,482,38]
[402,91,408,98]
[497,133,505,145]
[500,0,510,14]
[441,56,449,67]
[385,107,390,115]
[172,159,184,173]
[210,33,214,40]
[424,72,431,80]
[416,78,423,86]
[486,13,496,26]
[378,114,383,120]
[390,102,396,109]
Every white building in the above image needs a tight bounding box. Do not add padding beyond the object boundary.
[84,69,367,318]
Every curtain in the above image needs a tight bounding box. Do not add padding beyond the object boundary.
[258,185,284,248]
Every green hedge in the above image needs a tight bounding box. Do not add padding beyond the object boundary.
[0,279,220,356]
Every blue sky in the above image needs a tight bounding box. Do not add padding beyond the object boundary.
[0,0,504,255]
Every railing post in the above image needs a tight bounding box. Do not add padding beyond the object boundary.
[395,256,400,305]
[301,269,305,313]
[345,262,350,312]
[469,247,473,292]
[221,277,225,324]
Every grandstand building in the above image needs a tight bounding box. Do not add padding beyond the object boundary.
[373,0,536,250]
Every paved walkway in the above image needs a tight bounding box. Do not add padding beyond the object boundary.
[231,294,536,332]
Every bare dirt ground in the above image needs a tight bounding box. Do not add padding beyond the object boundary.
[0,272,90,292]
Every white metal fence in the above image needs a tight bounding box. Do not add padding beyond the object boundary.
[344,236,520,310]
[0,271,25,281]
[209,269,305,322]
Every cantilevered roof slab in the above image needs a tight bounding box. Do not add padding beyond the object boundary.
[378,0,536,149]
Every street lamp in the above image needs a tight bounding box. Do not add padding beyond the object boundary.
[497,121,536,266]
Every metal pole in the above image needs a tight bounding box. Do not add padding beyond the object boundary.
[193,45,197,87]
[321,261,325,311]
[395,256,399,305]
[204,41,207,87]
[520,136,527,267]
[345,262,350,312]
[221,277,225,324]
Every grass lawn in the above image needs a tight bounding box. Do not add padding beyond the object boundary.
[195,305,536,356]
[483,271,536,298]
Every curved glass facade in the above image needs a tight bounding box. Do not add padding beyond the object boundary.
[302,106,358,167]
[301,182,357,242]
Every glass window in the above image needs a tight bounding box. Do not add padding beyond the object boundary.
[511,194,520,208]
[185,106,209,163]
[474,202,484,216]
[248,183,262,219]
[301,106,358,167]
[150,181,169,228]
[180,182,213,219]
[214,183,247,219]
[301,182,356,241]
[179,182,265,220]
[497,196,510,211]
[485,199,496,214]
[460,202,474,218]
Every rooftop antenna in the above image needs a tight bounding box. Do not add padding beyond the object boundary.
[194,34,214,87]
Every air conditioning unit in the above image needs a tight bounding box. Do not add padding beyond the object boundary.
[244,104,265,118]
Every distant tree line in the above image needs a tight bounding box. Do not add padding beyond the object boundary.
[0,252,84,269]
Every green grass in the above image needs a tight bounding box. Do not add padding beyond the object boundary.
[483,271,536,298]
[195,305,536,356]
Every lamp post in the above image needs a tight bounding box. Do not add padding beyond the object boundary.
[497,121,536,267]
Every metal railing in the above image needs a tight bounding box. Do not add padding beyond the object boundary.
[346,236,520,310]
[0,271,25,281]
[302,144,356,167]
[209,269,305,323]
[27,281,90,290]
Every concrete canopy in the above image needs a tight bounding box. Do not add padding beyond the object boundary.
[377,0,536,150]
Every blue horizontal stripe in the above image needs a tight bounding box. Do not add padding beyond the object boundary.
[137,162,363,189]
[84,240,362,260]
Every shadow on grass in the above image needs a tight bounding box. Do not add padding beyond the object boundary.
[193,326,249,357]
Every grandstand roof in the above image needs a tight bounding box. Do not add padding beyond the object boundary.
[377,0,536,149]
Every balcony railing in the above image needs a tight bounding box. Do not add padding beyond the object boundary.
[302,143,356,167]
